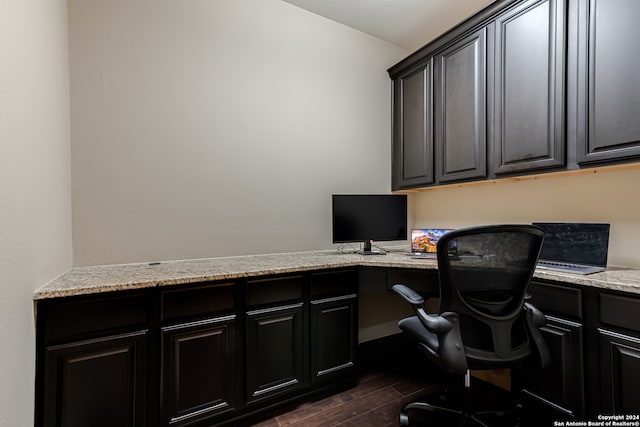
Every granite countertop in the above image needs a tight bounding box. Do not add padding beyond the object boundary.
[34,249,640,300]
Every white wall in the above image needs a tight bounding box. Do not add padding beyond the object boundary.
[69,0,408,266]
[411,167,640,268]
[0,0,73,425]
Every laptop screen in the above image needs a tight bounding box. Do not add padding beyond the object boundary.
[411,229,451,253]
[532,222,610,267]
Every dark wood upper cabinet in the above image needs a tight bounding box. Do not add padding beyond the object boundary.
[493,0,566,174]
[392,61,434,190]
[389,0,640,190]
[435,27,488,183]
[576,0,640,164]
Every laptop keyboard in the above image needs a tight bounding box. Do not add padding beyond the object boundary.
[537,260,604,274]
[539,261,583,270]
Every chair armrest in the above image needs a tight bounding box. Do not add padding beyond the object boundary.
[415,308,454,334]
[392,284,424,306]
[437,311,467,375]
[524,302,551,368]
[392,284,453,334]
[393,284,467,374]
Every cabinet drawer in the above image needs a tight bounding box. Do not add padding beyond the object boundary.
[311,269,357,298]
[43,293,147,342]
[600,293,640,331]
[247,275,303,307]
[528,281,582,319]
[161,282,235,322]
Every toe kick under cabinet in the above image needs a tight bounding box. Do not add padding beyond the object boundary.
[35,268,358,427]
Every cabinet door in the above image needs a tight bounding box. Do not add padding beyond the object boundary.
[576,0,640,164]
[161,316,236,426]
[245,302,306,404]
[521,315,585,419]
[311,294,357,383]
[599,329,640,413]
[435,27,487,183]
[494,0,566,174]
[392,60,434,189]
[42,331,147,427]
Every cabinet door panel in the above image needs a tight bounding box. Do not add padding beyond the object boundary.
[393,61,434,189]
[43,331,147,427]
[521,316,584,418]
[435,28,487,183]
[599,329,640,413]
[311,294,357,383]
[246,303,306,404]
[494,0,566,174]
[162,316,236,426]
[577,0,640,163]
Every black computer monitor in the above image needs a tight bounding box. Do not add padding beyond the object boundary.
[332,194,407,254]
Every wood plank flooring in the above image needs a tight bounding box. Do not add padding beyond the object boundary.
[248,367,443,427]
[241,334,537,427]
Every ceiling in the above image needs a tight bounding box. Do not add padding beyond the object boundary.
[281,0,495,52]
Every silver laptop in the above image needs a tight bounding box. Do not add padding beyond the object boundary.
[408,228,452,258]
[533,222,610,274]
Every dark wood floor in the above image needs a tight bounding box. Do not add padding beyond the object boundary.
[247,366,543,427]
[248,367,443,427]
[243,335,540,427]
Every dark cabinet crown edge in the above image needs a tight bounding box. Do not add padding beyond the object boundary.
[388,0,521,78]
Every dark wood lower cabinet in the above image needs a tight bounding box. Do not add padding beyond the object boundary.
[521,280,586,420]
[161,316,237,426]
[42,330,147,427]
[521,315,584,418]
[311,294,357,383]
[35,266,640,425]
[36,269,359,427]
[599,329,640,413]
[522,281,640,420]
[245,302,307,404]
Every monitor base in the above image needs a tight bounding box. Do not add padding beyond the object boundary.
[358,250,385,255]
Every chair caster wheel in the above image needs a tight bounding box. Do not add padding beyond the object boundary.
[399,412,410,426]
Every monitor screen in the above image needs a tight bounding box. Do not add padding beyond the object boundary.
[332,194,407,252]
[532,222,610,267]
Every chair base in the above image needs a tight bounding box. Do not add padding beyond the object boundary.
[400,401,496,427]
[398,372,524,427]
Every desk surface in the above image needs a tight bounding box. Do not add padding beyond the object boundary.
[34,249,640,300]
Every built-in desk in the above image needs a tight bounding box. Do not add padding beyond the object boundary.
[34,250,640,425]
[34,250,640,299]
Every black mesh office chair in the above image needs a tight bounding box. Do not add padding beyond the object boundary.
[392,224,549,426]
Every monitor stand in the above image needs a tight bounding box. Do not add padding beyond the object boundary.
[358,240,384,255]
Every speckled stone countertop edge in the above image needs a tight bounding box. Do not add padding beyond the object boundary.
[33,249,640,300]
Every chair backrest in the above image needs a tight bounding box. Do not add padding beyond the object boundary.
[436,224,544,367]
